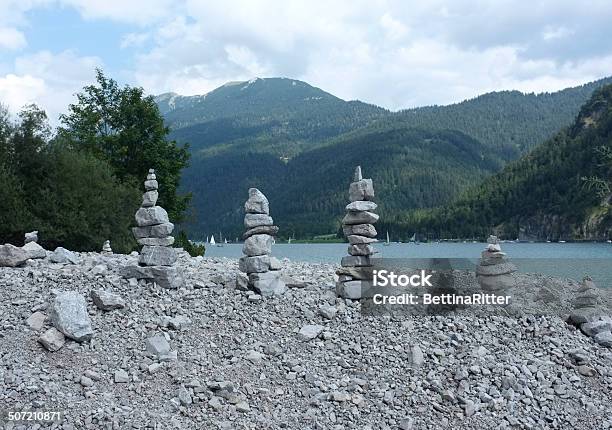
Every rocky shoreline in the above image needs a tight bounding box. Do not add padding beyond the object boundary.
[1,250,612,429]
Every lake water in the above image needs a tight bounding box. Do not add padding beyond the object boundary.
[204,242,612,288]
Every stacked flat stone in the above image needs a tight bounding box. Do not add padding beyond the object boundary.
[476,235,517,291]
[101,240,112,254]
[123,169,184,289]
[336,166,379,299]
[238,188,285,296]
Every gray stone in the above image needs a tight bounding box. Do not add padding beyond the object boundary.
[269,256,282,270]
[594,331,612,347]
[342,211,379,225]
[477,274,516,291]
[142,190,158,207]
[0,244,30,267]
[135,206,169,227]
[235,401,250,412]
[581,319,612,337]
[318,305,338,320]
[353,166,362,181]
[22,241,46,259]
[146,335,171,357]
[346,201,377,212]
[137,236,175,247]
[49,247,79,264]
[122,265,184,289]
[476,262,517,276]
[114,369,129,383]
[346,235,378,245]
[341,255,371,267]
[348,244,375,256]
[239,255,270,273]
[244,213,273,229]
[24,230,38,244]
[298,324,324,341]
[139,245,177,266]
[178,386,193,406]
[342,224,377,238]
[38,328,65,352]
[242,234,273,256]
[568,308,605,325]
[50,291,93,342]
[242,225,279,239]
[27,311,46,330]
[91,290,125,311]
[244,188,269,214]
[411,345,425,367]
[336,266,373,280]
[132,222,174,238]
[235,273,249,291]
[144,179,158,191]
[249,271,286,296]
[80,376,95,387]
[349,178,374,202]
[336,280,372,299]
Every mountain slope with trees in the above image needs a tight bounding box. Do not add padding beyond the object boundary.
[161,76,612,240]
[399,84,612,241]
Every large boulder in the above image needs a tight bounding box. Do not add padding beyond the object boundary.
[139,245,177,266]
[50,292,93,342]
[0,244,29,267]
[122,265,184,289]
[244,188,269,214]
[249,271,286,296]
[132,222,174,238]
[22,241,46,259]
[239,255,271,273]
[49,247,79,264]
[135,206,169,227]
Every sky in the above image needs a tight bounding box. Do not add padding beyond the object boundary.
[1,0,612,124]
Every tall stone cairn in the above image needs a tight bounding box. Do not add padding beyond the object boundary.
[336,166,379,299]
[238,188,286,296]
[476,235,517,291]
[123,169,184,288]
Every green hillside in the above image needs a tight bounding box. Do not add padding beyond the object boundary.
[401,84,612,241]
[157,76,612,239]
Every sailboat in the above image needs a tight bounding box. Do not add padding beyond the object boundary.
[409,233,416,243]
[205,236,209,244]
[224,238,228,245]
[383,231,391,246]
[217,232,224,247]
[210,235,216,246]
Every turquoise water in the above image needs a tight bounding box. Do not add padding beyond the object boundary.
[204,242,612,287]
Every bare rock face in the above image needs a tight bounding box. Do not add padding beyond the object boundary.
[50,291,93,342]
[0,244,30,267]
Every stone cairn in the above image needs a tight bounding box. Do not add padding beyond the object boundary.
[476,235,517,291]
[101,240,112,254]
[123,169,184,289]
[237,188,286,296]
[568,277,612,347]
[336,166,379,299]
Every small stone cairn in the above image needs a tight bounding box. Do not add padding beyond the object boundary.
[237,188,285,296]
[123,169,184,289]
[476,235,517,291]
[101,240,112,254]
[336,166,379,299]
[569,277,612,347]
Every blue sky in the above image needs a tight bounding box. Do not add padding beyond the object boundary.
[1,0,612,124]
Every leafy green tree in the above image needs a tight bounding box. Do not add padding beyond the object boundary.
[59,69,191,222]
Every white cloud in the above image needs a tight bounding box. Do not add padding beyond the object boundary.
[0,50,102,124]
[59,0,178,26]
[0,27,27,50]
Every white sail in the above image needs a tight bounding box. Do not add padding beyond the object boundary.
[206,236,209,244]
[210,235,216,245]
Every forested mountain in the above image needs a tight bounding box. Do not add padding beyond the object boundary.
[157,76,612,240]
[156,78,387,157]
[182,128,502,239]
[398,84,612,241]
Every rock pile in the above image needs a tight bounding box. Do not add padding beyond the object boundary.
[22,233,46,259]
[237,188,285,296]
[101,240,112,254]
[569,277,612,347]
[476,235,517,291]
[336,166,378,299]
[123,169,184,289]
